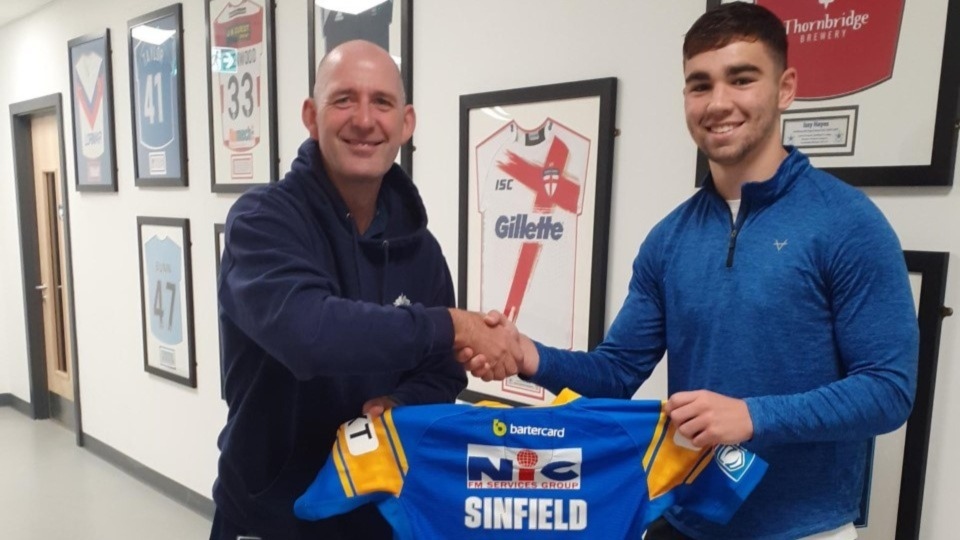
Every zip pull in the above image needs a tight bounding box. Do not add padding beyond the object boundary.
[726,228,739,268]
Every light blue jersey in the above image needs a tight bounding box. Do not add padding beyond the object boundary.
[145,235,182,345]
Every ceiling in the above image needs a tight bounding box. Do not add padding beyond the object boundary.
[0,0,56,30]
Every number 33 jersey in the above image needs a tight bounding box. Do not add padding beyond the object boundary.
[294,395,767,539]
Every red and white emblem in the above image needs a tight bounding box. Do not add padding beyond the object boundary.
[758,0,905,99]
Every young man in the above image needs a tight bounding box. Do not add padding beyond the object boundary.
[463,3,918,538]
[211,41,522,540]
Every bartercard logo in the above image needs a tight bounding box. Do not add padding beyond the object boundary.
[466,444,581,490]
[715,445,754,482]
[492,419,566,438]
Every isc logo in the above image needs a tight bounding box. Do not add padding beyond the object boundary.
[466,444,581,490]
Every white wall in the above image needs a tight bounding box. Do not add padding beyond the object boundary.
[0,0,956,537]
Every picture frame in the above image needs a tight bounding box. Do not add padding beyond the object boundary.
[457,78,618,406]
[696,0,960,187]
[137,216,196,387]
[306,0,414,176]
[67,30,118,192]
[214,222,226,399]
[128,4,188,187]
[856,250,950,539]
[206,0,279,192]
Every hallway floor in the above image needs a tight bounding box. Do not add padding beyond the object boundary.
[0,406,212,539]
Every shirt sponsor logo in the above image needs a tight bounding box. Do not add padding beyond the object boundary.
[715,444,754,482]
[494,214,565,240]
[492,419,566,438]
[466,444,581,490]
[344,417,378,456]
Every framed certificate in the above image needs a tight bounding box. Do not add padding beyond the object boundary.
[697,0,960,186]
[307,0,413,176]
[137,216,196,387]
[128,4,188,187]
[206,0,278,192]
[67,30,118,192]
[856,251,950,539]
[457,78,618,406]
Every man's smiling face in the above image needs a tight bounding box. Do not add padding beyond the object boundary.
[683,39,792,169]
[303,42,414,186]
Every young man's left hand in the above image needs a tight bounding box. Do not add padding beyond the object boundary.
[665,390,754,447]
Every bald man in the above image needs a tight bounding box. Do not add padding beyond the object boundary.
[211,41,521,539]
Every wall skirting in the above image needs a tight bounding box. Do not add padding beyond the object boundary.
[0,399,214,520]
[0,393,32,417]
[83,434,215,519]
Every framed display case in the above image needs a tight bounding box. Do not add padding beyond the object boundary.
[137,216,196,387]
[206,0,279,192]
[128,4,188,187]
[307,0,413,175]
[696,0,959,187]
[856,250,950,539]
[457,78,618,405]
[67,30,118,192]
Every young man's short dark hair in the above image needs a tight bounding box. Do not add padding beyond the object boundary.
[683,2,788,70]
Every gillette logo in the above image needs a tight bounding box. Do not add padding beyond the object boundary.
[494,214,565,240]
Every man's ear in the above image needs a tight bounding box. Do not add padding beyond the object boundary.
[302,98,319,140]
[778,67,798,112]
[401,104,416,145]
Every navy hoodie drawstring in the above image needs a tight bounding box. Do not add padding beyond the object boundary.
[381,240,390,304]
[346,212,366,300]
[346,211,392,304]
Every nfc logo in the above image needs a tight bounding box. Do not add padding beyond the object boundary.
[466,444,581,489]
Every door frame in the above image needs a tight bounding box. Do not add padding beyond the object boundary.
[10,93,84,445]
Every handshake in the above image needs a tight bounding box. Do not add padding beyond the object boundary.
[449,309,538,381]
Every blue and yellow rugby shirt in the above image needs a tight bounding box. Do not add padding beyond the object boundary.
[295,395,767,538]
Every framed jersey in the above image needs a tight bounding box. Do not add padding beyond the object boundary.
[206,0,278,192]
[695,0,959,187]
[856,251,950,540]
[458,79,617,406]
[307,0,413,177]
[67,30,118,192]
[137,216,196,388]
[128,4,188,187]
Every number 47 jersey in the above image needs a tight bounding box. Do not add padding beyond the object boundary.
[294,396,767,539]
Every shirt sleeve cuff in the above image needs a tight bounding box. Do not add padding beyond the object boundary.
[743,396,767,443]
[424,306,454,355]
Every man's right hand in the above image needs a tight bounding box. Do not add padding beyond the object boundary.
[454,310,540,380]
[449,309,524,380]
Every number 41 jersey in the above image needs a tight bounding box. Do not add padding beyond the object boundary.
[295,396,767,539]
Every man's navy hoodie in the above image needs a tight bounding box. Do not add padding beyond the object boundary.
[213,139,466,538]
